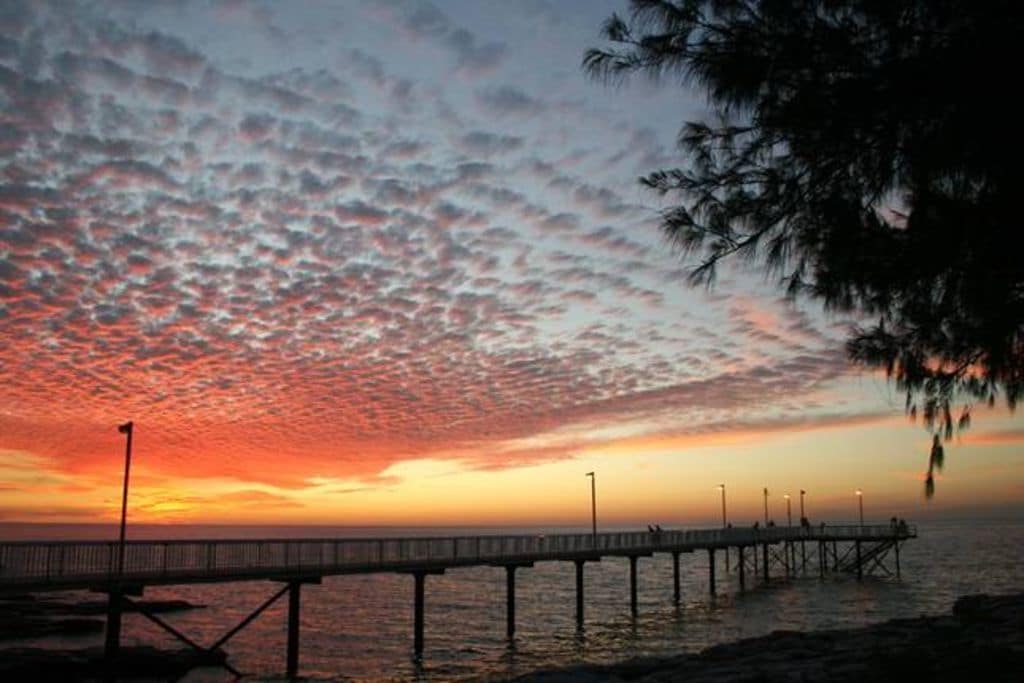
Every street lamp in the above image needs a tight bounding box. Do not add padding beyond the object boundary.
[586,472,597,549]
[856,489,864,526]
[784,494,792,527]
[798,489,808,571]
[717,484,729,570]
[763,487,769,525]
[116,421,134,576]
[717,484,727,527]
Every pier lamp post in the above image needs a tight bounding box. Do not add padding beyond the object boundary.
[718,484,727,527]
[718,484,729,569]
[116,421,134,576]
[799,489,808,571]
[783,493,793,573]
[586,472,597,549]
[762,487,769,525]
[856,489,864,527]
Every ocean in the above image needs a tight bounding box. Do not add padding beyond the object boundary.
[2,519,1022,681]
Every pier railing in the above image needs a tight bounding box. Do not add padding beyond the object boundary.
[0,524,915,589]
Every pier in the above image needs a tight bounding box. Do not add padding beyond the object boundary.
[0,523,915,678]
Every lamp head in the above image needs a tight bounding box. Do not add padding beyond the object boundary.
[118,421,133,434]
[856,489,863,496]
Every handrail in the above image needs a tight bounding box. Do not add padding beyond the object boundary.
[0,524,915,589]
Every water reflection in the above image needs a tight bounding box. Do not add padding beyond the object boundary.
[7,520,1022,681]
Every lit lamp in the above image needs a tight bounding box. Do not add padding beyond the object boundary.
[717,484,729,569]
[717,484,727,527]
[586,472,596,549]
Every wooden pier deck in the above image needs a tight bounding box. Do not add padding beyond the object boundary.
[0,523,916,677]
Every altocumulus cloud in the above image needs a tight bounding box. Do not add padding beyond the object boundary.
[0,0,857,492]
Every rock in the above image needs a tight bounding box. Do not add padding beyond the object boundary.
[0,595,205,642]
[0,616,104,640]
[0,645,227,680]
[512,593,1024,683]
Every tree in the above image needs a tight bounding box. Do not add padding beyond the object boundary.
[585,0,1024,495]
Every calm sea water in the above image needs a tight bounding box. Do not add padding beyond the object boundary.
[2,519,1023,681]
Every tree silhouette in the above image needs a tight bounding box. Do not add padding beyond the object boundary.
[585,0,1023,495]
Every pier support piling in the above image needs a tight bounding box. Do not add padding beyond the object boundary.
[762,543,769,583]
[506,566,516,638]
[855,541,863,581]
[575,560,585,630]
[894,541,901,578]
[738,546,745,590]
[832,540,839,571]
[286,581,301,678]
[102,584,142,673]
[708,549,716,595]
[408,569,444,659]
[672,552,680,604]
[413,573,425,658]
[104,589,123,667]
[629,556,639,616]
[499,563,532,637]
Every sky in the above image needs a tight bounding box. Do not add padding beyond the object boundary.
[0,0,1021,529]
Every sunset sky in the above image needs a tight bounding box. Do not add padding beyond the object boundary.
[1,0,1021,529]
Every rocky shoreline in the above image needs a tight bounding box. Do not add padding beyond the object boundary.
[513,592,1024,682]
[0,593,216,679]
[0,592,1020,680]
[0,593,204,641]
[0,645,227,680]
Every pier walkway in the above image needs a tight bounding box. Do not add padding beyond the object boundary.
[0,523,916,677]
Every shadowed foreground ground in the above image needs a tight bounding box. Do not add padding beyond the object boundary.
[0,594,203,641]
[0,592,1020,680]
[0,594,217,680]
[512,593,1024,682]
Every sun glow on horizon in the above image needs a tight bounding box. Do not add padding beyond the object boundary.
[4,408,1022,528]
[0,1,1022,530]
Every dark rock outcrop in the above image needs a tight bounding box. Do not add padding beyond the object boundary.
[0,646,227,681]
[513,593,1024,682]
[0,594,205,642]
